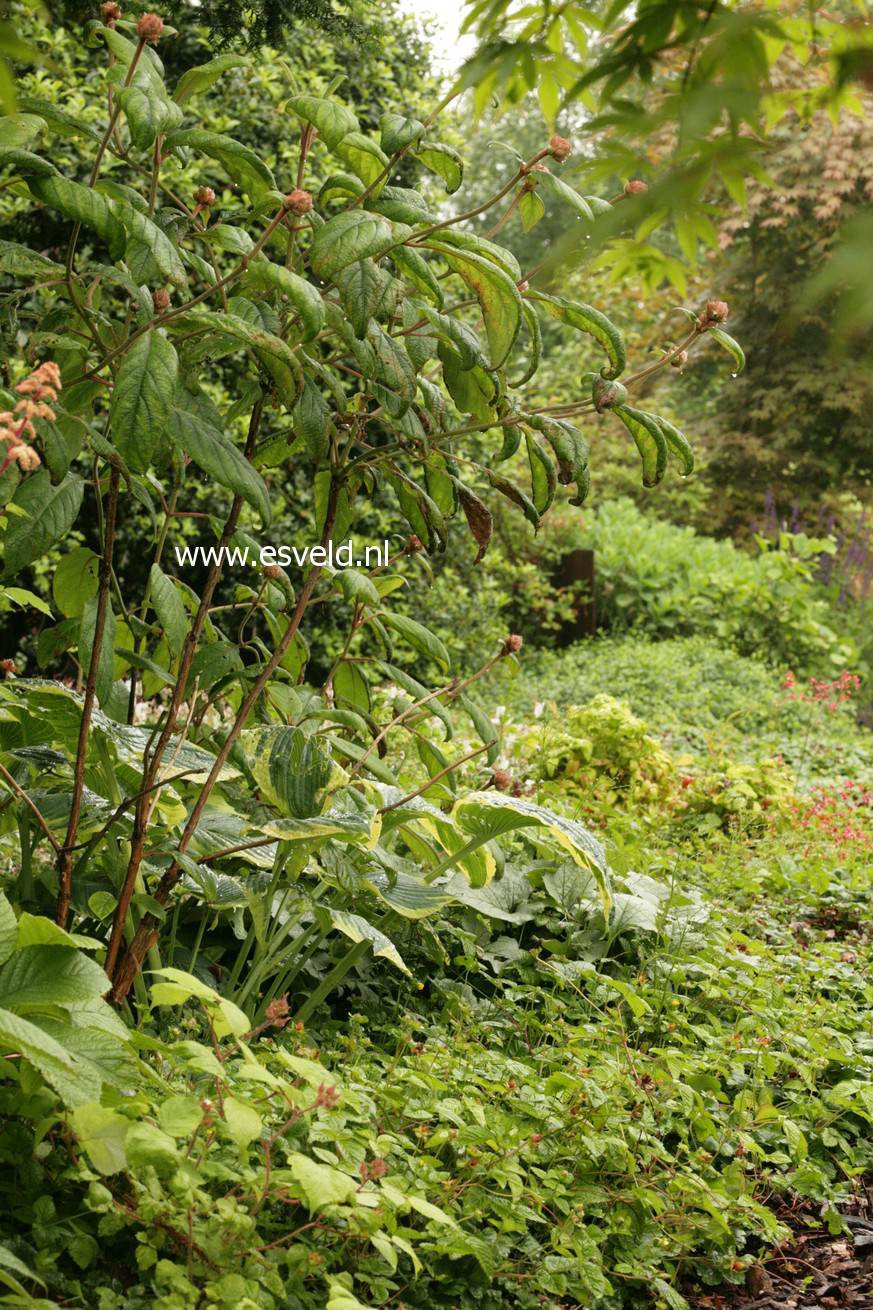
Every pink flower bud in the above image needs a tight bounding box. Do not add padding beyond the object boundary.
[135,12,165,41]
[101,2,121,22]
[492,769,511,791]
[1,659,16,677]
[670,350,688,368]
[284,189,313,217]
[266,996,289,1027]
[549,135,572,162]
[153,287,171,312]
[624,180,647,196]
[504,634,523,654]
[406,534,423,553]
[193,185,216,207]
[262,563,280,579]
[704,299,729,323]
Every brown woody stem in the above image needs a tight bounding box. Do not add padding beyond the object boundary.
[57,465,121,928]
[108,475,340,1002]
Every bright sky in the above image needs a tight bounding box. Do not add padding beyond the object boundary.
[412,0,477,73]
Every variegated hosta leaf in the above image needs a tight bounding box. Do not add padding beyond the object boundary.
[365,868,452,919]
[452,792,611,916]
[263,808,382,850]
[329,911,409,973]
[373,786,496,887]
[242,726,342,818]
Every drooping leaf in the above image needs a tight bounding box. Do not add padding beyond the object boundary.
[109,331,178,474]
[425,243,522,369]
[167,387,271,524]
[533,292,626,379]
[380,111,425,154]
[708,326,746,373]
[613,405,668,487]
[149,565,187,657]
[164,128,276,201]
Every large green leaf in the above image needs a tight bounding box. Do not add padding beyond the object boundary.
[27,174,126,259]
[0,1006,92,1105]
[285,95,359,149]
[3,471,84,578]
[164,128,276,201]
[186,308,299,367]
[0,944,110,1011]
[112,198,187,291]
[425,243,522,369]
[109,330,178,474]
[330,911,409,973]
[69,1103,129,1174]
[310,212,394,281]
[452,792,611,916]
[380,613,450,671]
[166,386,271,524]
[149,564,187,657]
[533,292,626,379]
[334,132,390,188]
[114,85,182,151]
[243,262,325,341]
[173,54,248,105]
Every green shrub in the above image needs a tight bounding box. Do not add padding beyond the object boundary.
[583,499,857,673]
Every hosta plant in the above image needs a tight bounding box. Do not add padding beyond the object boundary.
[0,10,740,1009]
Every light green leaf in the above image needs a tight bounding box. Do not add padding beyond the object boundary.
[708,326,746,373]
[224,1096,262,1148]
[4,586,53,618]
[173,54,248,105]
[70,1103,129,1174]
[330,911,408,972]
[285,1153,358,1210]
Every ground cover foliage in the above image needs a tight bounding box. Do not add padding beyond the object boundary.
[0,1,872,1308]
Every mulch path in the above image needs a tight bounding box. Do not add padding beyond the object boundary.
[687,1183,873,1308]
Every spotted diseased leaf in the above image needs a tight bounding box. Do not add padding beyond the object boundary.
[111,198,188,291]
[109,331,178,474]
[390,246,443,307]
[486,468,540,529]
[533,292,626,379]
[453,477,493,564]
[334,132,390,189]
[335,259,392,339]
[293,376,333,461]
